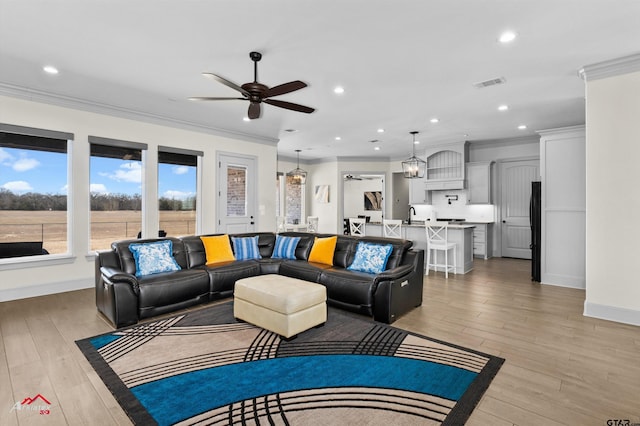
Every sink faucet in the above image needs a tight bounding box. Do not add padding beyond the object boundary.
[408,206,416,225]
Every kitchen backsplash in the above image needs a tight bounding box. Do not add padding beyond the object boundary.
[411,190,496,222]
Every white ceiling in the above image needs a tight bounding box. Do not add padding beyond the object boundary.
[1,0,639,161]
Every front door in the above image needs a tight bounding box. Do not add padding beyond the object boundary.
[217,153,257,233]
[499,159,540,259]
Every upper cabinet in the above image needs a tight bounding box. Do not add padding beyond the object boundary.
[466,161,493,204]
[424,141,468,190]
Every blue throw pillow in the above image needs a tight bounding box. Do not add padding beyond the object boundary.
[272,235,301,259]
[231,235,262,260]
[128,240,181,277]
[347,242,394,274]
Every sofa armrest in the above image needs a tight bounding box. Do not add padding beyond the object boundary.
[100,266,139,294]
[373,249,424,323]
[97,269,139,328]
[372,263,413,284]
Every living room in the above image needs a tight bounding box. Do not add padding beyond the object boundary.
[1,1,640,424]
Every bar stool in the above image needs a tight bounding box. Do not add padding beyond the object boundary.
[382,219,403,238]
[425,221,457,278]
[349,217,366,236]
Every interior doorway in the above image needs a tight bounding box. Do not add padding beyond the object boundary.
[392,172,409,221]
[341,172,385,232]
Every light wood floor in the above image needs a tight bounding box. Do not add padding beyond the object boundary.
[1,258,638,425]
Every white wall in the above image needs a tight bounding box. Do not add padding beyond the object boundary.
[0,95,277,301]
[583,68,640,325]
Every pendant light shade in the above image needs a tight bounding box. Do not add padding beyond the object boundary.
[287,149,307,185]
[402,131,426,178]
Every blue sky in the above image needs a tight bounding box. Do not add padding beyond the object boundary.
[0,147,196,199]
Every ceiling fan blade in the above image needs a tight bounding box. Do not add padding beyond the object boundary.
[188,97,246,101]
[248,102,261,119]
[264,99,315,114]
[202,73,250,97]
[264,80,307,98]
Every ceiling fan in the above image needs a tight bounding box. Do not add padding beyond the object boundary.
[189,51,315,120]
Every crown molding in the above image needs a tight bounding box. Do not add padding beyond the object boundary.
[0,83,279,146]
[578,52,640,82]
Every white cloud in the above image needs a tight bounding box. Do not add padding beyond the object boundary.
[0,148,14,164]
[13,157,40,172]
[106,162,142,183]
[2,180,33,192]
[90,183,108,194]
[163,190,194,200]
[172,166,189,175]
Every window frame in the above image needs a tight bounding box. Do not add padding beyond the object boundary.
[0,123,74,267]
[88,136,147,252]
[157,146,203,238]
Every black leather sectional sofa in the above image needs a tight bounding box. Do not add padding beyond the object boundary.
[95,231,424,328]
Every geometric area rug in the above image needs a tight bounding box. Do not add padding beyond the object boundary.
[76,302,504,426]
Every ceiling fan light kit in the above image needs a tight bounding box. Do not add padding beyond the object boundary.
[190,51,315,120]
[287,149,307,185]
[402,131,426,179]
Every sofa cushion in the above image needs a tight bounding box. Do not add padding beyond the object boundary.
[308,236,337,265]
[128,240,182,277]
[112,237,187,275]
[201,235,235,264]
[319,268,377,314]
[137,268,210,317]
[272,235,300,259]
[231,235,261,260]
[205,260,261,295]
[347,242,393,274]
[279,259,326,283]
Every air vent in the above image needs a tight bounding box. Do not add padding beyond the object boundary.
[473,77,506,89]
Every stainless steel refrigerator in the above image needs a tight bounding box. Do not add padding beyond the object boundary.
[530,181,541,282]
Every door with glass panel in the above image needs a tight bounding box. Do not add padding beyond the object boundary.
[217,153,256,233]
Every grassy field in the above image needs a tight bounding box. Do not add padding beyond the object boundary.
[0,210,196,254]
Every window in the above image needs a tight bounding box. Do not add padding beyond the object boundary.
[0,124,71,258]
[89,136,146,251]
[158,146,201,237]
[227,165,247,217]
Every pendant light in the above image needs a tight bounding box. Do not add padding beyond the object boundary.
[401,131,426,178]
[287,149,307,185]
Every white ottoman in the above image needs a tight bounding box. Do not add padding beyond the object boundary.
[234,274,327,339]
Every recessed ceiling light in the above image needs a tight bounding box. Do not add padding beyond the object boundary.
[518,124,527,130]
[430,118,439,124]
[243,117,250,122]
[335,136,341,141]
[499,31,517,43]
[377,128,384,133]
[333,86,345,94]
[43,65,59,74]
[374,146,380,151]
[414,139,420,145]
[498,105,509,111]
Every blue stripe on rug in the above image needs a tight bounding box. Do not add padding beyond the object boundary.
[131,354,477,426]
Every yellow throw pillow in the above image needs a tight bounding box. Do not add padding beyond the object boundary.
[308,236,337,266]
[200,235,236,264]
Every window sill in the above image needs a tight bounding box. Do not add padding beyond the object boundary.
[0,253,77,271]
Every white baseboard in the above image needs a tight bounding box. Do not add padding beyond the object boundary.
[584,301,640,326]
[0,278,93,302]
[541,273,585,289]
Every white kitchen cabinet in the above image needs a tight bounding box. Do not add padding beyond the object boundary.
[466,161,493,204]
[424,141,468,190]
[409,179,429,204]
[469,223,493,259]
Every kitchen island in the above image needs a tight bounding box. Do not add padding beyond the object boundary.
[364,222,474,274]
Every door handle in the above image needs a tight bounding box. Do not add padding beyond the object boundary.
[502,220,506,223]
